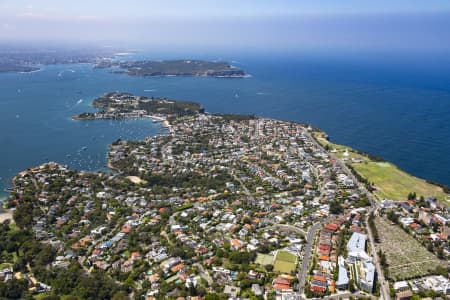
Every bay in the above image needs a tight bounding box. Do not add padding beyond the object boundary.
[1,51,450,199]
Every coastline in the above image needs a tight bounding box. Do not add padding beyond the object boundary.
[0,208,12,223]
[5,108,450,207]
[92,107,449,204]
[312,129,449,203]
[106,115,171,172]
[106,160,120,173]
[0,194,13,223]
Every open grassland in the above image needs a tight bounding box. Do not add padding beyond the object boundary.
[273,250,297,273]
[374,216,441,281]
[312,131,448,203]
[353,161,446,201]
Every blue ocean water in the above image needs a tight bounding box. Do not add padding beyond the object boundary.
[1,52,450,199]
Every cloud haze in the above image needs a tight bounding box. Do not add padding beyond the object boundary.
[1,1,450,53]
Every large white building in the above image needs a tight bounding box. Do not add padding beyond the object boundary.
[346,232,376,292]
[336,256,349,290]
[347,232,371,262]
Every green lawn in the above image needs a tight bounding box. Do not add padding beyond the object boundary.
[273,250,297,273]
[255,253,274,266]
[353,161,447,202]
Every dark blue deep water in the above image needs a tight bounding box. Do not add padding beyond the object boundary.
[1,51,450,199]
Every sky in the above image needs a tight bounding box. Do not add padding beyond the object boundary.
[1,0,450,53]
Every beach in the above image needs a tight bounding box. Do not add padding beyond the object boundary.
[0,208,13,223]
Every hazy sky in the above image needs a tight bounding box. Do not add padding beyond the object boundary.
[1,0,450,52]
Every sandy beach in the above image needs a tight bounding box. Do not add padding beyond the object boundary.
[0,209,13,223]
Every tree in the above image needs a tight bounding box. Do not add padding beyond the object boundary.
[111,291,129,300]
[0,278,29,299]
[387,211,398,224]
[330,200,343,215]
[13,202,34,229]
[380,252,387,266]
[205,293,221,300]
[348,279,356,292]
[265,264,274,272]
[40,295,61,300]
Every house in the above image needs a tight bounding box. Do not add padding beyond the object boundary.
[251,284,263,296]
[441,226,450,240]
[393,281,410,292]
[273,277,291,291]
[121,224,132,233]
[418,210,433,226]
[230,238,243,250]
[324,223,339,232]
[170,263,185,273]
[395,290,413,300]
[400,202,414,214]
[223,285,240,297]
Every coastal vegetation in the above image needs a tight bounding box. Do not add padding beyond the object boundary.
[313,131,449,203]
[74,92,203,121]
[353,161,446,202]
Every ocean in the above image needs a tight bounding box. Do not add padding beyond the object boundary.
[1,51,450,199]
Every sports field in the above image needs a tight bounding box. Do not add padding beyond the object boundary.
[255,253,274,266]
[273,250,297,273]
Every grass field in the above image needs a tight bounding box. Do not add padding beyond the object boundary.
[255,253,274,266]
[375,216,442,281]
[273,250,297,273]
[313,131,448,203]
[353,161,447,201]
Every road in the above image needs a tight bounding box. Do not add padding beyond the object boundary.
[298,221,322,295]
[297,215,336,296]
[231,170,257,203]
[303,129,390,300]
[365,211,390,300]
[322,291,378,300]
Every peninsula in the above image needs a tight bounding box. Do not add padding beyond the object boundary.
[72,92,204,121]
[1,92,449,300]
[95,59,247,77]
